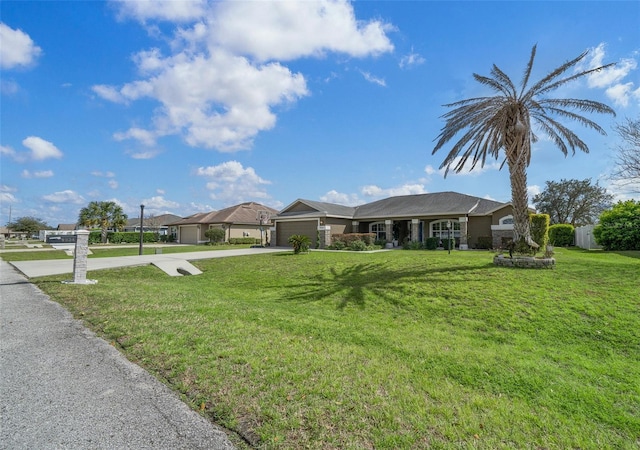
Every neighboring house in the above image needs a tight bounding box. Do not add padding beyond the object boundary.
[57,223,77,231]
[0,226,28,239]
[273,192,525,249]
[124,214,182,237]
[168,202,278,245]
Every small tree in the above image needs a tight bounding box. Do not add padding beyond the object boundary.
[611,117,640,193]
[204,228,225,245]
[593,200,640,251]
[6,216,50,237]
[288,234,310,254]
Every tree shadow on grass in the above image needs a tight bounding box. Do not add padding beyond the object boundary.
[278,260,495,310]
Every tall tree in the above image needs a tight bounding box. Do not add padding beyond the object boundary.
[532,178,613,226]
[78,201,127,243]
[611,117,640,193]
[432,45,615,249]
[6,216,50,236]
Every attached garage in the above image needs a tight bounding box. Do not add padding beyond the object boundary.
[178,225,199,245]
[276,220,318,247]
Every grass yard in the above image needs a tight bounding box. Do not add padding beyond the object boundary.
[32,248,639,449]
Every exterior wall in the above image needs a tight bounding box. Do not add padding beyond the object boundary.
[491,205,514,225]
[324,218,350,235]
[287,203,316,213]
[226,225,261,240]
[492,230,514,249]
[467,216,493,248]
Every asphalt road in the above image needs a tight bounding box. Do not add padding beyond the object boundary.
[0,260,236,449]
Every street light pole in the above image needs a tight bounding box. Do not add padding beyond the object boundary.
[139,204,144,255]
[447,220,451,255]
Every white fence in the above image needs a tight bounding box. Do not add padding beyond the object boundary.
[574,224,601,250]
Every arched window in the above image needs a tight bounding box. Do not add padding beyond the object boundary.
[370,222,386,240]
[430,220,460,239]
[499,215,514,225]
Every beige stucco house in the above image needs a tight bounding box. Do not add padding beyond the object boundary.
[273,192,522,249]
[168,202,278,245]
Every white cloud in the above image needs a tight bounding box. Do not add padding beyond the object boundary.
[361,183,427,199]
[0,185,18,204]
[156,188,165,195]
[196,160,272,204]
[22,136,63,161]
[141,195,180,209]
[0,23,42,69]
[399,50,425,69]
[91,171,116,178]
[208,0,394,62]
[426,157,501,177]
[114,0,207,23]
[1,79,19,95]
[360,71,386,87]
[0,145,17,158]
[583,43,639,108]
[424,165,437,176]
[21,169,54,179]
[319,190,362,206]
[527,185,541,198]
[129,149,161,159]
[108,179,119,189]
[42,190,85,204]
[98,0,394,152]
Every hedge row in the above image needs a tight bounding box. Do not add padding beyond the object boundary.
[88,231,160,244]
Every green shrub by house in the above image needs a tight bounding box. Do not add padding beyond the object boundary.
[530,213,550,251]
[593,200,640,251]
[549,224,574,246]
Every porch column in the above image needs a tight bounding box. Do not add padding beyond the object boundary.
[459,217,468,250]
[411,219,420,242]
[269,226,276,246]
[318,225,331,249]
[385,220,393,244]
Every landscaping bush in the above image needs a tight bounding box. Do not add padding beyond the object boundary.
[108,232,159,244]
[205,228,226,245]
[229,237,260,245]
[549,224,575,246]
[349,240,368,251]
[475,236,493,249]
[443,238,456,250]
[593,200,640,251]
[424,237,439,250]
[530,213,550,251]
[329,241,346,250]
[89,231,102,244]
[331,233,376,247]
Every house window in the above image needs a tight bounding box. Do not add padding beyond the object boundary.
[499,215,514,225]
[430,220,461,239]
[370,222,386,240]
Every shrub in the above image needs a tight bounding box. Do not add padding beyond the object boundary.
[331,233,376,247]
[229,237,260,245]
[288,234,311,254]
[349,240,368,251]
[549,224,574,246]
[593,200,640,251]
[443,238,456,250]
[330,241,346,250]
[530,213,550,251]
[205,228,226,245]
[108,232,159,244]
[403,241,424,250]
[475,236,493,250]
[89,231,102,244]
[424,237,438,250]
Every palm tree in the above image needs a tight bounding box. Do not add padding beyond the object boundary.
[432,45,615,249]
[78,201,127,243]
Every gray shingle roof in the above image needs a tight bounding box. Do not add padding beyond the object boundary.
[168,202,278,226]
[276,199,356,219]
[354,192,506,219]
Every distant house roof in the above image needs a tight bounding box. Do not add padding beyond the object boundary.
[125,213,182,228]
[57,223,77,231]
[168,202,279,226]
[276,192,510,221]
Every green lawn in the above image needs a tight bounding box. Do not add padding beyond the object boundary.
[32,248,640,449]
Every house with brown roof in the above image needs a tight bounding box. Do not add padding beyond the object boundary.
[124,213,182,236]
[273,192,524,249]
[168,202,279,245]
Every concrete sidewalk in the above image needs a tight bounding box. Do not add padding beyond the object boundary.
[0,260,237,449]
[8,247,287,278]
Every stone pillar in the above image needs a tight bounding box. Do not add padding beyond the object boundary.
[411,219,420,242]
[458,217,469,250]
[318,226,331,249]
[269,227,276,246]
[64,229,97,285]
[385,220,393,244]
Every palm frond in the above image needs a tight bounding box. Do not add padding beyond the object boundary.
[519,45,537,97]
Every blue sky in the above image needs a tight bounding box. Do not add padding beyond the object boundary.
[1,1,639,226]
